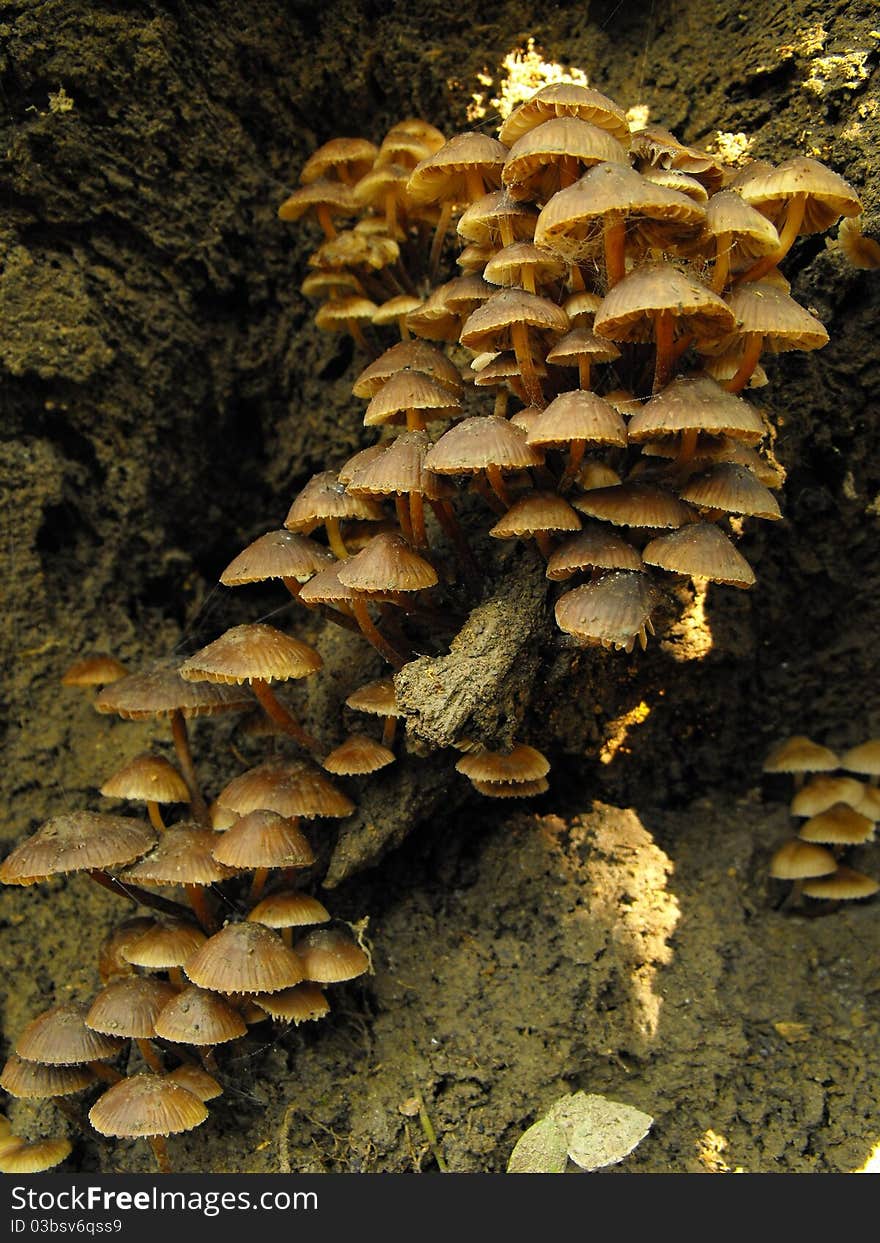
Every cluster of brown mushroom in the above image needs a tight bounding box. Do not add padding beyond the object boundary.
[764,734,880,906]
[0,656,371,1172]
[278,81,862,667]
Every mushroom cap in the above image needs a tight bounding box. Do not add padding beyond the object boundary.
[89,1074,208,1138]
[840,739,880,778]
[346,432,453,501]
[352,340,463,399]
[153,986,248,1045]
[470,777,550,798]
[278,178,358,222]
[678,464,781,520]
[705,189,781,261]
[95,661,252,720]
[247,891,331,929]
[122,918,207,970]
[123,825,239,887]
[297,561,354,607]
[724,281,829,352]
[0,1137,72,1174]
[797,803,874,846]
[100,753,190,805]
[284,470,385,529]
[211,810,316,870]
[640,167,709,203]
[165,1065,223,1102]
[300,269,364,300]
[0,812,157,885]
[179,623,322,686]
[594,263,735,343]
[455,743,550,784]
[490,492,581,539]
[294,929,371,984]
[790,775,867,818]
[555,572,658,651]
[736,155,862,232]
[0,1054,96,1100]
[546,526,644,580]
[630,124,725,193]
[499,82,631,148]
[322,733,397,775]
[572,483,695,530]
[502,116,629,202]
[373,294,424,325]
[457,189,538,246]
[768,838,837,880]
[460,286,569,349]
[15,1003,125,1066]
[337,444,389,487]
[216,760,355,820]
[526,390,627,449]
[345,678,401,717]
[61,654,129,687]
[85,977,177,1040]
[300,136,378,185]
[185,922,305,994]
[763,736,840,775]
[642,523,756,588]
[483,241,567,288]
[424,415,542,474]
[316,295,380,333]
[336,531,438,594]
[627,375,765,445]
[544,325,622,367]
[363,369,462,427]
[801,866,879,901]
[247,983,331,1024]
[405,131,508,206]
[220,530,333,586]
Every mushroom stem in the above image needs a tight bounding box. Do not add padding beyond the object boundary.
[534,531,554,559]
[136,1039,166,1075]
[350,594,409,669]
[559,440,587,492]
[724,332,764,393]
[652,309,676,393]
[168,968,186,991]
[510,321,544,408]
[521,265,537,295]
[281,927,294,949]
[559,155,579,190]
[381,715,398,749]
[395,496,415,544]
[568,263,586,292]
[148,1135,172,1175]
[577,358,591,391]
[315,204,337,241]
[471,474,507,516]
[184,884,217,934]
[250,868,270,902]
[405,406,426,432]
[146,802,166,834]
[89,1061,124,1085]
[493,389,509,419]
[409,492,428,552]
[169,711,209,828]
[485,464,513,509]
[499,217,515,248]
[87,870,193,921]
[677,428,700,466]
[711,232,732,292]
[603,214,627,288]
[251,679,322,755]
[740,193,806,283]
[429,200,454,282]
[325,518,350,561]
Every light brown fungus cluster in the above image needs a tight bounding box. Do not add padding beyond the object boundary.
[1,83,867,1170]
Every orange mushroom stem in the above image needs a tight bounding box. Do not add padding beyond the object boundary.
[146,802,167,834]
[250,679,323,755]
[350,594,410,669]
[169,711,209,829]
[724,332,764,394]
[739,194,806,284]
[325,517,350,561]
[652,308,675,393]
[603,214,627,288]
[510,321,544,408]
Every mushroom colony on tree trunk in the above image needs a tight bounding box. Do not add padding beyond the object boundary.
[0,81,869,1172]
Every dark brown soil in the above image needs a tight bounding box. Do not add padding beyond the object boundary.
[1,0,878,1174]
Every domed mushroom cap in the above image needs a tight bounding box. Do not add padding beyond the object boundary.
[153,986,247,1046]
[594,263,735,344]
[405,131,508,206]
[424,415,542,474]
[801,866,879,901]
[0,1137,72,1174]
[322,734,397,776]
[61,654,129,687]
[499,82,631,148]
[315,296,380,335]
[336,532,438,595]
[555,572,658,651]
[545,325,622,369]
[0,812,157,885]
[724,281,829,352]
[678,463,781,520]
[345,678,401,718]
[122,918,207,970]
[483,241,566,289]
[211,810,316,870]
[642,524,756,588]
[630,124,725,193]
[299,136,378,185]
[797,803,874,846]
[95,661,252,720]
[572,483,695,530]
[346,432,452,502]
[705,190,781,261]
[460,287,569,349]
[277,178,358,223]
[546,526,644,580]
[16,1003,125,1066]
[352,340,464,399]
[455,743,550,784]
[294,928,371,984]
[179,624,322,687]
[284,470,385,530]
[526,390,627,450]
[840,739,880,778]
[735,155,862,233]
[247,983,331,1024]
[123,825,239,887]
[768,838,837,880]
[247,892,331,929]
[490,493,581,539]
[470,777,549,798]
[297,562,354,608]
[100,753,190,805]
[1,1054,96,1100]
[165,1065,223,1102]
[363,369,462,427]
[502,116,629,202]
[641,167,709,202]
[790,775,867,818]
[627,376,765,446]
[216,760,355,820]
[457,189,538,246]
[373,294,424,327]
[89,1074,208,1138]
[220,530,333,586]
[184,922,305,994]
[763,736,840,775]
[85,977,177,1040]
